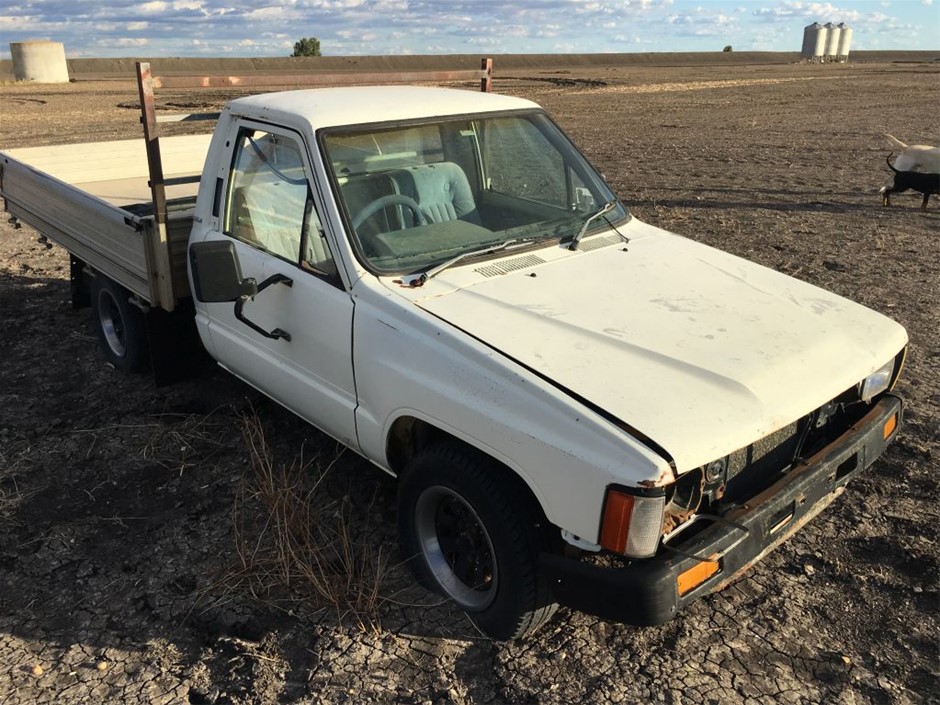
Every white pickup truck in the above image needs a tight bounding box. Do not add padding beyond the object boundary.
[1,65,908,640]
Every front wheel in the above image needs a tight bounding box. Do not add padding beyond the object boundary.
[397,441,557,640]
[90,276,149,372]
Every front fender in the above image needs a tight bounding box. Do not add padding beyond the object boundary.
[352,279,673,543]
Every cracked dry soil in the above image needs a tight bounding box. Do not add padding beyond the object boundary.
[0,59,938,704]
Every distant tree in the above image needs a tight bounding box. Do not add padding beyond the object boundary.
[723,45,733,52]
[292,37,321,57]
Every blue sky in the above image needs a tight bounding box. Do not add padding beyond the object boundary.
[1,1,937,59]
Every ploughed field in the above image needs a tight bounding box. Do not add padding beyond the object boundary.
[0,58,937,704]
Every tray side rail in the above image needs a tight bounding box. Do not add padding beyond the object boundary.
[0,152,156,304]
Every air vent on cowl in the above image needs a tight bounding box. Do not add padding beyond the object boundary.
[475,254,546,278]
[577,234,623,252]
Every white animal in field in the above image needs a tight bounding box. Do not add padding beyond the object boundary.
[884,134,940,173]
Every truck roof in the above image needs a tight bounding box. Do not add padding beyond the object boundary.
[225,85,539,131]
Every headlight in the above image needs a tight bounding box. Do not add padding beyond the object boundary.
[859,359,894,403]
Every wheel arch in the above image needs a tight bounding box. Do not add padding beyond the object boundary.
[385,414,554,529]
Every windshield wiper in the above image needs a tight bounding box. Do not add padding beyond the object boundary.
[395,239,526,288]
[568,200,617,251]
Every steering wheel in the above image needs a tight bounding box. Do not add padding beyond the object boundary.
[352,194,428,231]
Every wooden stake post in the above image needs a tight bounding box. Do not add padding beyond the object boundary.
[136,61,176,312]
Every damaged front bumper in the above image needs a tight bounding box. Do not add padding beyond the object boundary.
[540,393,903,626]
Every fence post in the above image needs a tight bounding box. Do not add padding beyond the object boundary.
[481,57,493,92]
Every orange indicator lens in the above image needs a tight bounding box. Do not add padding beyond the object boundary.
[599,490,635,554]
[883,414,897,440]
[677,558,720,597]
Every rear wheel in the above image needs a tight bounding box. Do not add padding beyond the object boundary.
[398,441,557,640]
[90,276,148,372]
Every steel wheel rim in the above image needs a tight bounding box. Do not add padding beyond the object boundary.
[97,288,127,358]
[414,486,497,611]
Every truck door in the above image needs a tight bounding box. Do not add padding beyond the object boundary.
[195,122,358,448]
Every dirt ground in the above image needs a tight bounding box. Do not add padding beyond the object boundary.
[0,58,938,704]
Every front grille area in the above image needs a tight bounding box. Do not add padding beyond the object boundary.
[726,421,800,481]
[719,390,869,506]
[661,386,884,551]
[722,421,802,504]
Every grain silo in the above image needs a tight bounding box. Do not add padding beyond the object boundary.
[808,23,829,62]
[837,23,853,61]
[824,22,841,61]
[802,23,824,60]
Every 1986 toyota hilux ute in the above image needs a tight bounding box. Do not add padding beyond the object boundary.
[0,64,908,640]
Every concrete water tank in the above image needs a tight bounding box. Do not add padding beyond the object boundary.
[10,41,69,83]
[824,22,841,59]
[837,23,853,60]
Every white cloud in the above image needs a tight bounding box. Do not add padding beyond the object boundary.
[753,2,862,21]
[466,37,502,45]
[95,37,151,46]
[336,28,378,41]
[504,25,530,37]
[0,14,56,31]
[139,1,168,14]
[244,6,302,20]
[668,8,738,36]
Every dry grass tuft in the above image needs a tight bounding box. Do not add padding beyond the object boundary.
[206,411,390,629]
[142,408,229,475]
[0,473,18,524]
[0,432,36,525]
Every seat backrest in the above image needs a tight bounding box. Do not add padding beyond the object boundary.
[394,162,479,224]
[339,172,400,240]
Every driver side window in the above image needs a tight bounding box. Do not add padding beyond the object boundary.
[226,127,337,278]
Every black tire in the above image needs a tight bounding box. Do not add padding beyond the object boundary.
[397,441,558,640]
[90,276,149,372]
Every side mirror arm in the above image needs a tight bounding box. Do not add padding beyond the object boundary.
[234,273,293,341]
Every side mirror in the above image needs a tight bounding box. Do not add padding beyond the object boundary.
[189,240,258,302]
[189,239,294,342]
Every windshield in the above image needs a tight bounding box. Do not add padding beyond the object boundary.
[321,110,628,275]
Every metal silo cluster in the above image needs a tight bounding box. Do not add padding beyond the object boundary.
[801,22,852,63]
